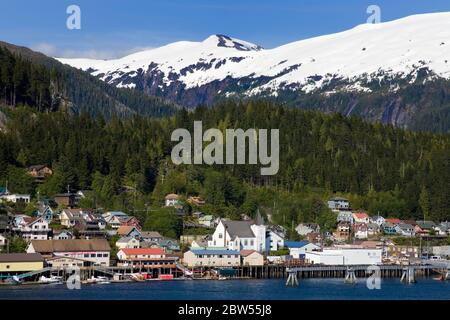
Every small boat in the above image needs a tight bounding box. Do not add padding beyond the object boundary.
[39,275,63,284]
[86,276,111,284]
[218,275,229,281]
[96,276,110,284]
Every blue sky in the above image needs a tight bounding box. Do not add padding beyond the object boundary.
[0,0,449,59]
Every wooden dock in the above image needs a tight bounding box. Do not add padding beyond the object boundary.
[1,263,444,284]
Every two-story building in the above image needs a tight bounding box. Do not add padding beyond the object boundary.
[183,249,240,267]
[395,223,415,237]
[327,197,350,210]
[116,248,178,268]
[15,216,50,241]
[27,239,111,266]
[353,212,369,224]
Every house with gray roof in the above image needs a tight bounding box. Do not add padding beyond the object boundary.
[208,218,267,252]
[395,223,415,237]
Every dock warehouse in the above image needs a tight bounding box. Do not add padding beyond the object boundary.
[305,248,382,265]
[0,253,44,273]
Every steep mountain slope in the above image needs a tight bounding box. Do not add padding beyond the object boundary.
[57,13,450,132]
[0,41,177,119]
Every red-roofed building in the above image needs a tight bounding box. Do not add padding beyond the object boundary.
[116,248,178,269]
[352,212,369,224]
[385,218,401,225]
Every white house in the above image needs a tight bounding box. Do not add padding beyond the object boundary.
[59,209,97,228]
[395,223,415,237]
[369,215,385,226]
[53,230,74,240]
[337,212,354,224]
[208,219,267,252]
[0,193,31,204]
[116,236,140,249]
[305,248,382,265]
[284,241,321,259]
[327,197,350,210]
[434,222,450,236]
[353,212,369,224]
[353,223,368,239]
[102,211,129,228]
[16,216,50,241]
[165,194,180,207]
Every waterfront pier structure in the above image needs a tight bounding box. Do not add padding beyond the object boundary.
[0,263,439,284]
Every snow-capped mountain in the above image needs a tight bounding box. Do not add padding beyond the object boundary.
[58,13,450,107]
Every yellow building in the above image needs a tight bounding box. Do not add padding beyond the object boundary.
[0,253,44,272]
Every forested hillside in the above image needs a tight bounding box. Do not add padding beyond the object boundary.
[0,42,177,118]
[1,101,449,232]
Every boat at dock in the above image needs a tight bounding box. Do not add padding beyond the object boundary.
[39,275,63,284]
[85,276,111,284]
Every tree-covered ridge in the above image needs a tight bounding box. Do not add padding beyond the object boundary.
[1,101,449,227]
[0,44,177,118]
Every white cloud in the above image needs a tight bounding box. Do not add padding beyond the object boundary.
[31,43,155,60]
[31,42,58,56]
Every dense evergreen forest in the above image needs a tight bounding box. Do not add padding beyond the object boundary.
[1,101,449,237]
[0,44,177,118]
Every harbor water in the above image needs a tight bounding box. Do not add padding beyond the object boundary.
[1,278,450,300]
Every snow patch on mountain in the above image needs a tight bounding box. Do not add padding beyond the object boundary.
[57,12,450,97]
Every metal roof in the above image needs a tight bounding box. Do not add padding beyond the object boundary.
[222,220,255,238]
[0,253,44,262]
[284,241,310,248]
[190,249,240,255]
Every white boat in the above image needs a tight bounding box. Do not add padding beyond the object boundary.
[86,276,111,284]
[39,275,63,284]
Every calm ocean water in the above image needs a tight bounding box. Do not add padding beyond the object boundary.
[1,278,450,300]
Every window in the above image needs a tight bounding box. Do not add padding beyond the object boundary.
[250,240,254,246]
[244,240,248,246]
[90,254,95,257]
[218,233,223,239]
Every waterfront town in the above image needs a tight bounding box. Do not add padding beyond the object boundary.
[0,168,450,285]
